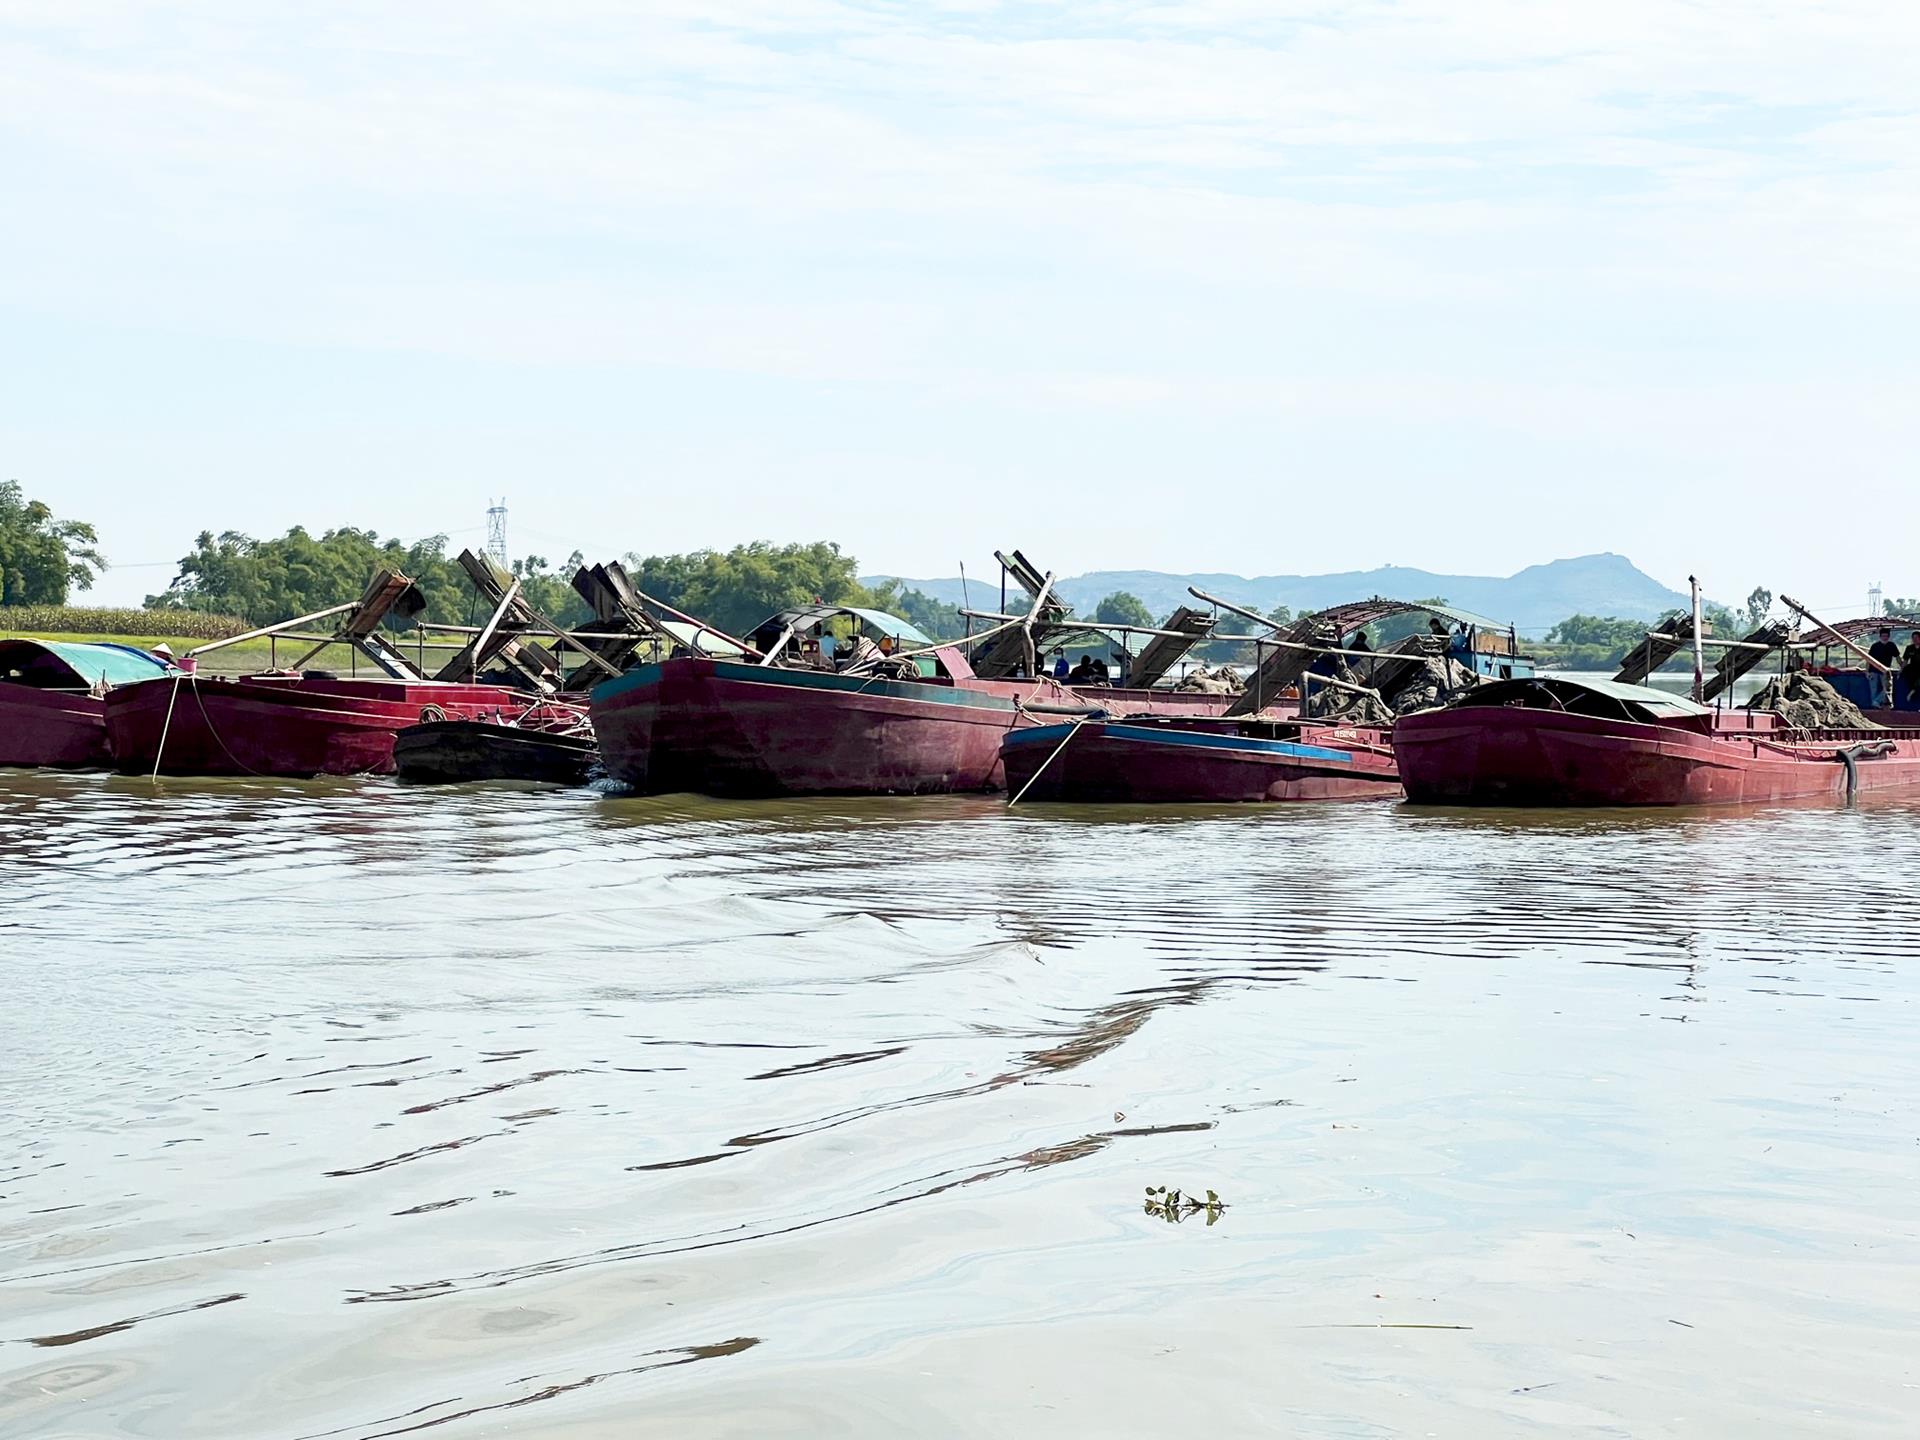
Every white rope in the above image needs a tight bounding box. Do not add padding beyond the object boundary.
[1007,714,1093,806]
[151,672,184,780]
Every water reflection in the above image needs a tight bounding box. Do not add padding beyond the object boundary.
[4,771,1920,1437]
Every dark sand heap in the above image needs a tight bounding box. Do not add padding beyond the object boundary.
[1748,672,1879,730]
[1173,663,1243,694]
[1387,655,1480,716]
[1309,654,1478,726]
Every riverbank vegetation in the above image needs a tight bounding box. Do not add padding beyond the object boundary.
[0,482,104,605]
[11,492,1908,671]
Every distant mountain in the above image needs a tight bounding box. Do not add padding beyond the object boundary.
[867,553,1690,635]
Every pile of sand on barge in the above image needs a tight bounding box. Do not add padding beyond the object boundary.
[1747,672,1879,730]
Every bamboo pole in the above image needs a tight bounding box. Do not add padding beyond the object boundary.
[1187,586,1283,635]
[516,598,623,679]
[625,588,759,658]
[958,609,1201,641]
[1265,638,1412,663]
[468,579,522,682]
[186,601,359,657]
[1783,595,1891,674]
[1022,572,1057,678]
[1642,633,1808,652]
[1690,576,1706,702]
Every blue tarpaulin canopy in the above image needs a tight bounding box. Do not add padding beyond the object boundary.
[0,639,170,687]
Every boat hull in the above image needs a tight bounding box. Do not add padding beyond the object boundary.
[591,657,1073,796]
[393,720,596,786]
[1001,719,1400,803]
[1395,705,1920,806]
[0,686,111,768]
[104,677,523,778]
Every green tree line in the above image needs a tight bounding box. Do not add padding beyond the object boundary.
[13,483,1910,662]
[1,481,103,605]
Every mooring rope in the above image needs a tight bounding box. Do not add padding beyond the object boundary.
[188,676,277,777]
[1007,713,1093,807]
[150,672,185,781]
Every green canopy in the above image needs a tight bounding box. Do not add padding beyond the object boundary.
[0,639,170,687]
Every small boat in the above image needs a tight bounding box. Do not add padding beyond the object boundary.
[393,708,597,786]
[1002,714,1399,803]
[0,638,171,768]
[1394,675,1920,806]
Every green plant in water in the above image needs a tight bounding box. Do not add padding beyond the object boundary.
[1143,1185,1228,1225]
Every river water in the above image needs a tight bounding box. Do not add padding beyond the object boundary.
[3,772,1918,1438]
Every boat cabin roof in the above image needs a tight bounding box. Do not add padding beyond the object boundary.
[0,637,171,688]
[1812,615,1918,643]
[659,620,748,658]
[1454,674,1712,720]
[1391,600,1508,633]
[756,606,934,646]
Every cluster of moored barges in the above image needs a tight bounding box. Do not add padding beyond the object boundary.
[5,551,1919,809]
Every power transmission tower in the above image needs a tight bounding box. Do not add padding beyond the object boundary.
[1868,580,1883,618]
[486,498,508,566]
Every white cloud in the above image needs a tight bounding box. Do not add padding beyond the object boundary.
[1,0,1915,600]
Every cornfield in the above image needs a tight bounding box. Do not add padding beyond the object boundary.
[0,606,248,640]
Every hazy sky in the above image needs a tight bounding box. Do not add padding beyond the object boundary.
[3,1,1914,613]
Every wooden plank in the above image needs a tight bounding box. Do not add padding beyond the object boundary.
[1130,605,1217,688]
[1613,613,1693,687]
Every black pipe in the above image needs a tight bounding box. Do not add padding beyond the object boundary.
[1833,740,1898,803]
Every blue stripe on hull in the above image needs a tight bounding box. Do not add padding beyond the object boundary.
[1005,722,1355,765]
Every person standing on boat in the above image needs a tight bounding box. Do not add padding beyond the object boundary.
[1870,627,1900,705]
[1348,628,1374,683]
[1901,632,1920,709]
[149,641,192,673]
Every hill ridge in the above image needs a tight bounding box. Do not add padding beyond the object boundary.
[865,553,1689,634]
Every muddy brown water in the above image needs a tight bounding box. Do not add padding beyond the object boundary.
[3,772,1918,1437]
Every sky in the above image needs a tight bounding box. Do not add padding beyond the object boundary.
[2,0,1915,615]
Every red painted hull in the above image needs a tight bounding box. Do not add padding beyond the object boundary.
[591,657,1079,796]
[1395,705,1920,806]
[0,686,112,768]
[1002,718,1400,803]
[104,676,524,777]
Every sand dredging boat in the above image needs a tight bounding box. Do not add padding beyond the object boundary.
[392,710,599,785]
[1395,585,1920,807]
[1000,595,1534,804]
[104,554,625,779]
[108,554,726,781]
[591,551,1241,797]
[0,639,172,768]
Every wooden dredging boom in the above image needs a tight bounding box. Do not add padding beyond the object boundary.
[1612,611,1791,700]
[1701,620,1794,701]
[187,567,433,678]
[1128,606,1217,688]
[968,549,1071,678]
[1612,613,1694,687]
[1216,596,1414,717]
[433,550,567,691]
